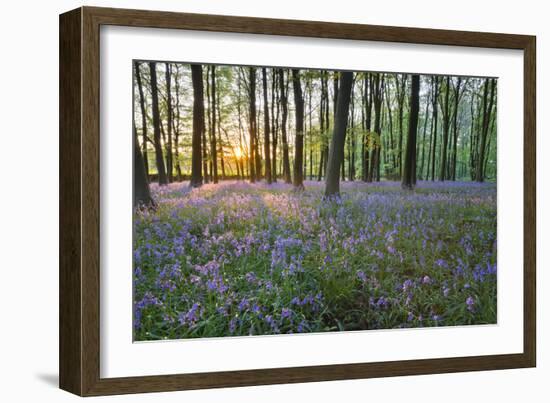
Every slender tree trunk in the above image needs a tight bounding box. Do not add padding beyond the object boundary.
[210,66,219,183]
[325,72,354,196]
[439,76,451,181]
[308,80,313,180]
[451,77,463,180]
[430,77,440,181]
[349,81,355,181]
[134,61,149,179]
[470,91,481,181]
[148,62,168,185]
[317,73,326,181]
[271,68,279,182]
[385,83,395,175]
[164,63,174,182]
[318,71,330,181]
[333,73,345,181]
[248,68,257,182]
[262,68,272,184]
[369,73,384,182]
[217,86,226,180]
[363,74,373,182]
[279,69,292,183]
[172,65,183,181]
[190,64,204,187]
[360,75,366,180]
[418,83,430,180]
[202,125,209,182]
[292,69,305,190]
[402,75,420,189]
[237,76,246,179]
[395,75,407,178]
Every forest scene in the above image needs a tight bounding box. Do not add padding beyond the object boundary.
[132,61,497,341]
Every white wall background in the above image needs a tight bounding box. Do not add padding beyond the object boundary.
[0,0,546,401]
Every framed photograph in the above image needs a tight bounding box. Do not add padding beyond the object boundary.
[59,6,536,396]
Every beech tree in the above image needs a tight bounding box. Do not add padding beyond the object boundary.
[439,76,451,181]
[190,64,204,188]
[271,68,279,182]
[278,69,292,184]
[134,61,149,178]
[402,75,420,190]
[430,76,440,181]
[148,62,168,185]
[450,77,464,180]
[292,69,305,190]
[164,63,174,183]
[210,66,219,183]
[248,67,257,183]
[262,68,272,184]
[133,122,154,208]
[325,71,353,196]
[476,78,496,182]
[368,73,384,182]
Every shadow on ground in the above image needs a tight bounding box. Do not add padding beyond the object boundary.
[35,373,58,388]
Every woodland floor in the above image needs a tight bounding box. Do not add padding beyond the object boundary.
[133,180,497,341]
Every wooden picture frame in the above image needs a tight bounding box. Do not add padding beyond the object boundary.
[59,6,536,396]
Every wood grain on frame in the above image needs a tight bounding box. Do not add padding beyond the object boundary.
[59,6,536,396]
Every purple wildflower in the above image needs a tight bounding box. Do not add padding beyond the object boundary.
[466,296,475,312]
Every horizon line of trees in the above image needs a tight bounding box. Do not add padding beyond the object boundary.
[133,61,497,206]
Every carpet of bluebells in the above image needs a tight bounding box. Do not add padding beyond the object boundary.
[133,180,497,341]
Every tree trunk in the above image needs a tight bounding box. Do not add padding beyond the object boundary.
[278,69,292,184]
[325,72,353,196]
[172,65,183,181]
[418,83,430,180]
[237,75,246,179]
[439,76,451,181]
[190,64,204,188]
[369,73,384,182]
[248,67,257,182]
[363,73,373,182]
[450,77,463,180]
[308,80,313,180]
[133,123,154,208]
[134,61,150,179]
[430,77,440,181]
[210,66,219,183]
[203,68,210,183]
[483,112,497,178]
[216,81,225,180]
[349,81,355,181]
[385,82,395,176]
[271,68,279,182]
[476,78,496,182]
[292,69,305,190]
[402,75,420,189]
[318,71,330,181]
[164,63,174,182]
[148,62,168,185]
[262,68,272,184]
[395,74,407,177]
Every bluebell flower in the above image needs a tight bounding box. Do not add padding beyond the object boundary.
[466,296,475,312]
